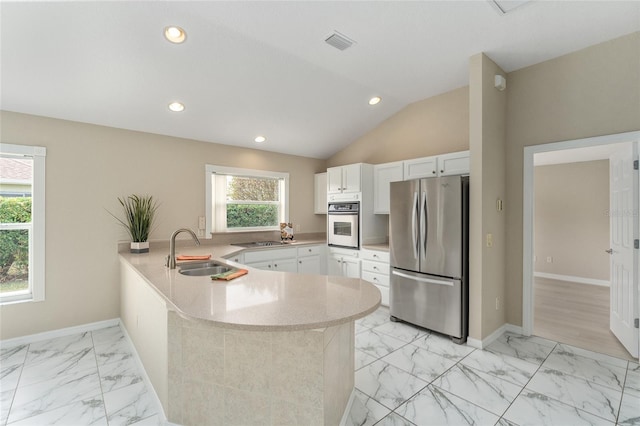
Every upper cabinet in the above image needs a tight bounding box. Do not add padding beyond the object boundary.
[404,156,438,180]
[373,162,404,214]
[438,151,471,177]
[327,163,362,194]
[374,151,470,214]
[314,173,327,214]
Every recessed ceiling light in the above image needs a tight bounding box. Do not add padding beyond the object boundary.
[168,102,185,112]
[164,26,186,44]
[254,136,266,143]
[368,96,382,106]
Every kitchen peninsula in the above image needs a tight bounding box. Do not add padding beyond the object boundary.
[119,241,381,426]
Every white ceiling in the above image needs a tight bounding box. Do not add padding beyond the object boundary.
[2,1,639,159]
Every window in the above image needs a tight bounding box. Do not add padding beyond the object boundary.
[205,165,289,234]
[0,144,46,304]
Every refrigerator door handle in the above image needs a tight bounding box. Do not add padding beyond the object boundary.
[392,270,454,286]
[412,191,419,259]
[420,191,427,257]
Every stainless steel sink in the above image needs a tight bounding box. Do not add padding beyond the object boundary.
[231,241,285,248]
[179,266,232,276]
[178,261,233,276]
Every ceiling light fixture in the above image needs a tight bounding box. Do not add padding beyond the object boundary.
[168,102,185,112]
[368,96,382,106]
[164,26,186,44]
[254,136,266,143]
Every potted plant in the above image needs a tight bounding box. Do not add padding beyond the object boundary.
[110,194,159,253]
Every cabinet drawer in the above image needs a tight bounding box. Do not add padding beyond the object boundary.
[360,249,389,262]
[361,260,389,275]
[362,270,390,287]
[243,247,297,263]
[297,245,322,257]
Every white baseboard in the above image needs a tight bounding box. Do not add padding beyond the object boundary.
[119,322,169,425]
[534,272,610,287]
[0,318,120,347]
[339,389,357,426]
[0,319,169,425]
[466,323,524,349]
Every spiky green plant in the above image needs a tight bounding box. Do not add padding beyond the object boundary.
[110,195,159,242]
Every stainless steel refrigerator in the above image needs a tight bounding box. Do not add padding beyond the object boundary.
[389,175,469,343]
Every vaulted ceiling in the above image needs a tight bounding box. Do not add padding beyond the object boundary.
[2,1,638,159]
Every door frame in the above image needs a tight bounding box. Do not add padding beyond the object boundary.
[522,130,640,343]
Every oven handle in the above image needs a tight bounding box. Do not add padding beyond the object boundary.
[328,211,359,215]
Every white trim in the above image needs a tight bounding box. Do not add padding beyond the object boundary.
[204,164,290,237]
[0,143,46,304]
[339,389,357,426]
[523,130,640,336]
[466,323,524,349]
[0,318,119,347]
[534,272,610,287]
[119,320,169,424]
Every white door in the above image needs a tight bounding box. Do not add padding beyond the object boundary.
[609,144,639,357]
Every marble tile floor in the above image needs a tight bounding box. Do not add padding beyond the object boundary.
[348,307,640,426]
[2,309,639,426]
[0,326,161,426]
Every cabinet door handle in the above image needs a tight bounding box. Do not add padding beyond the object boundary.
[432,170,436,174]
[299,260,302,264]
[274,264,278,268]
[440,170,444,173]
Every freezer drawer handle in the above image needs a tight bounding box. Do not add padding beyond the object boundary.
[392,270,453,286]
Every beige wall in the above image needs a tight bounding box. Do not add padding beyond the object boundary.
[505,32,640,325]
[327,87,469,167]
[534,160,610,281]
[469,54,507,340]
[0,111,326,339]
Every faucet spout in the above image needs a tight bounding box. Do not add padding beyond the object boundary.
[167,228,201,269]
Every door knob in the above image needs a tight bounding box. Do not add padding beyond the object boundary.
[605,248,613,254]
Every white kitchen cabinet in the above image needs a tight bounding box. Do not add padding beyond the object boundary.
[374,161,404,214]
[327,163,361,194]
[402,151,470,181]
[314,173,327,214]
[328,247,360,278]
[244,247,298,272]
[224,253,244,264]
[404,156,437,180]
[360,248,390,306]
[438,151,470,176]
[298,255,322,275]
[297,245,325,275]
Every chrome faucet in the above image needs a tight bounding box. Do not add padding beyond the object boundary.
[167,228,201,269]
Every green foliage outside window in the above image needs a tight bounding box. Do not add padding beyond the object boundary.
[226,204,278,228]
[225,176,280,228]
[0,197,31,287]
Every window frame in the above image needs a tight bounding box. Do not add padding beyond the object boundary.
[205,165,289,236]
[0,143,46,305]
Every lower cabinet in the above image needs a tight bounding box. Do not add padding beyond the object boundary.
[360,248,390,306]
[242,245,326,274]
[244,247,298,272]
[328,247,360,278]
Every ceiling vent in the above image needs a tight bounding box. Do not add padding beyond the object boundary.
[325,31,355,51]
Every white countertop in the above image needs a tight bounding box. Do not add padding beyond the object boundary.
[119,241,381,331]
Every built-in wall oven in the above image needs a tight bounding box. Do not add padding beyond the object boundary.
[328,202,360,249]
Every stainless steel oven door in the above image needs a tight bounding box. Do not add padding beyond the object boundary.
[328,213,359,248]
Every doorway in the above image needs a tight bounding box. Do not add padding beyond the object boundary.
[522,131,640,360]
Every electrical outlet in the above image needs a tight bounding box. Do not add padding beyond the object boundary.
[198,216,206,230]
[295,224,301,232]
[546,256,553,263]
[486,233,493,248]
[533,255,537,262]
[197,229,205,237]
[495,297,500,310]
